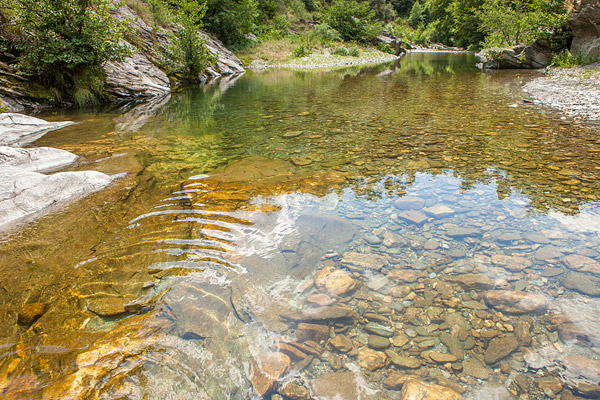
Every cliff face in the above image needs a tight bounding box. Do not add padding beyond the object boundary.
[569,0,600,58]
[0,5,245,112]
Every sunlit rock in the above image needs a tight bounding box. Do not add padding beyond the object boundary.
[314,266,357,296]
[482,290,549,315]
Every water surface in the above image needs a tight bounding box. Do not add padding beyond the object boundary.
[1,52,600,399]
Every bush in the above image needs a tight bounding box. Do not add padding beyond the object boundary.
[552,49,598,67]
[203,0,258,49]
[293,44,311,57]
[160,0,215,81]
[377,42,396,54]
[9,0,131,102]
[323,0,375,41]
[331,46,360,57]
[310,23,342,46]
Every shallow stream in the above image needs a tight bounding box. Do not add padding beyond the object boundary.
[2,52,600,399]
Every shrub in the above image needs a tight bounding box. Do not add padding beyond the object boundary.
[331,46,360,57]
[377,42,395,54]
[323,0,375,41]
[160,0,215,82]
[9,0,131,101]
[551,49,598,67]
[293,44,311,57]
[203,0,258,49]
[310,23,342,46]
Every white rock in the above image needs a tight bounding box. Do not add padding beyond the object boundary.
[0,113,74,146]
[0,146,78,173]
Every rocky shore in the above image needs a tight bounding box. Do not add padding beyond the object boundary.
[523,62,600,121]
[0,113,113,229]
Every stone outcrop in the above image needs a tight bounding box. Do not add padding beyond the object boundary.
[377,33,411,55]
[477,40,553,69]
[0,113,113,229]
[570,0,600,58]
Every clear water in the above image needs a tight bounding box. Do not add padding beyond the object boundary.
[1,52,600,399]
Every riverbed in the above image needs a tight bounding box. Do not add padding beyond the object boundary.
[1,52,600,400]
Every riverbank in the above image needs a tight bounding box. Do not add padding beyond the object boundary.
[523,62,600,121]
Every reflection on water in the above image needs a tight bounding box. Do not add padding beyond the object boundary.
[2,53,600,399]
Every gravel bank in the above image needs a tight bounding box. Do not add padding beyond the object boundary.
[523,62,600,121]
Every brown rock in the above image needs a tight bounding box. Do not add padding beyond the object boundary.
[368,335,390,350]
[314,266,357,296]
[383,371,416,390]
[312,371,359,400]
[388,269,425,283]
[278,343,307,361]
[279,381,309,400]
[329,334,353,352]
[482,290,549,315]
[87,297,126,317]
[563,254,600,274]
[463,358,489,380]
[281,305,357,323]
[249,352,290,397]
[445,274,494,290]
[535,376,563,395]
[400,379,462,400]
[357,347,387,371]
[17,302,46,325]
[491,253,533,271]
[515,320,532,346]
[386,349,421,369]
[429,352,458,363]
[340,252,388,271]
[296,323,330,342]
[484,335,519,365]
[306,293,334,306]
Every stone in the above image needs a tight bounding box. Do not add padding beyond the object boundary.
[357,348,387,371]
[394,196,425,210]
[484,335,519,364]
[366,274,389,291]
[312,371,359,400]
[535,377,563,395]
[569,0,600,59]
[444,313,471,331]
[278,343,307,361]
[383,371,415,390]
[400,379,462,400]
[296,323,330,342]
[389,269,425,283]
[478,40,552,69]
[249,352,290,397]
[482,290,549,315]
[279,381,309,400]
[281,306,357,323]
[364,322,394,337]
[368,335,390,350]
[562,272,600,296]
[514,320,532,346]
[491,253,533,272]
[329,334,353,352]
[534,246,563,261]
[306,293,335,306]
[340,252,388,271]
[87,297,127,317]
[386,350,421,369]
[563,254,600,274]
[398,210,428,225]
[364,233,382,245]
[314,266,357,296]
[0,166,113,228]
[440,332,464,359]
[429,352,458,363]
[463,358,489,380]
[17,302,46,325]
[423,204,455,218]
[0,146,78,173]
[446,274,494,290]
[393,334,409,347]
[0,113,73,146]
[446,227,480,238]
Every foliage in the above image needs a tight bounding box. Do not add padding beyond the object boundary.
[371,0,398,22]
[8,0,131,102]
[323,0,376,41]
[377,42,396,54]
[203,0,258,49]
[551,49,598,67]
[160,0,215,81]
[310,23,342,45]
[477,0,569,47]
[293,43,311,57]
[331,46,360,56]
[451,0,484,49]
[257,15,291,40]
[408,1,427,28]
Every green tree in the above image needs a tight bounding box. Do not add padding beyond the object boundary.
[8,0,131,103]
[161,0,214,82]
[477,0,568,46]
[203,0,258,48]
[323,0,375,41]
[451,0,484,49]
[408,1,426,27]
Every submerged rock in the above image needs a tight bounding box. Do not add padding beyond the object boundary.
[562,272,600,296]
[0,113,73,146]
[312,371,361,400]
[314,266,357,296]
[357,347,387,371]
[484,335,519,364]
[482,290,549,315]
[341,252,388,271]
[249,352,290,397]
[401,379,462,400]
[17,302,46,325]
